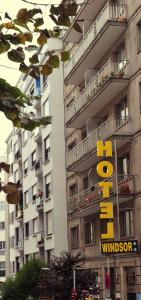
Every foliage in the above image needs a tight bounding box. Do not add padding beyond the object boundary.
[0,78,51,130]
[37,251,99,300]
[0,2,80,130]
[1,258,47,300]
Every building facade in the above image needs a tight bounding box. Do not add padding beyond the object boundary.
[5,38,68,276]
[0,191,6,284]
[64,1,141,299]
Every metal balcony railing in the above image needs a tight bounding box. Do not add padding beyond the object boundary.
[67,174,134,214]
[64,2,127,79]
[66,58,129,124]
[66,116,132,168]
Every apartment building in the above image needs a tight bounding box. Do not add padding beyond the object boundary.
[0,192,6,284]
[5,37,68,276]
[64,1,141,300]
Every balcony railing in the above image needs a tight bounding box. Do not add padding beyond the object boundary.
[64,2,127,79]
[16,240,23,250]
[36,197,43,210]
[37,231,44,246]
[67,116,132,168]
[66,58,128,124]
[67,175,134,214]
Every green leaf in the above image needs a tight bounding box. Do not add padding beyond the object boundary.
[49,14,58,26]
[41,29,50,38]
[41,64,52,76]
[16,8,30,23]
[24,32,33,42]
[34,18,44,28]
[25,45,38,52]
[5,12,12,20]
[50,5,62,16]
[19,62,30,74]
[61,51,70,62]
[48,55,59,68]
[29,54,39,64]
[50,27,61,38]
[65,2,78,16]
[14,19,30,30]
[0,41,10,54]
[73,22,82,33]
[37,32,47,46]
[8,47,25,63]
[58,14,71,27]
[29,8,42,18]
[29,69,40,79]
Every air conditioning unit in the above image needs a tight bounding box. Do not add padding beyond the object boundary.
[37,233,42,242]
[36,197,41,207]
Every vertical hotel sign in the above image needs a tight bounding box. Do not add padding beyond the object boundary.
[97,141,138,254]
[97,141,114,239]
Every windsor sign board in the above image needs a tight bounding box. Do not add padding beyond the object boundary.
[101,240,138,254]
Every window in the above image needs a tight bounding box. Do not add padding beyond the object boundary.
[35,77,41,96]
[44,136,50,161]
[116,97,129,127]
[0,262,5,269]
[43,98,49,116]
[45,173,51,199]
[25,222,29,238]
[83,176,88,190]
[32,151,36,167]
[137,20,141,52]
[85,220,95,244]
[120,210,134,237]
[33,218,38,234]
[15,227,19,246]
[0,222,5,230]
[71,227,79,249]
[118,153,130,176]
[23,130,28,144]
[23,160,28,175]
[32,185,37,201]
[69,183,78,197]
[46,211,52,235]
[24,191,29,206]
[68,140,76,151]
[0,242,5,249]
[0,202,5,211]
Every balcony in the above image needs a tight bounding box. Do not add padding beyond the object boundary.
[66,58,129,128]
[36,231,44,247]
[67,174,135,215]
[64,2,127,84]
[34,127,42,144]
[36,197,43,211]
[16,209,23,221]
[16,240,23,252]
[67,116,133,172]
[64,0,106,43]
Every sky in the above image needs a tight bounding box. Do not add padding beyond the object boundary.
[0,0,53,156]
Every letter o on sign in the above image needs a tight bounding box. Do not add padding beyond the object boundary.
[97,161,114,178]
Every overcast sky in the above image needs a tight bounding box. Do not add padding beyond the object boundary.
[0,0,54,156]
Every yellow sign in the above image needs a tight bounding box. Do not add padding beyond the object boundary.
[97,141,114,239]
[101,240,138,254]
